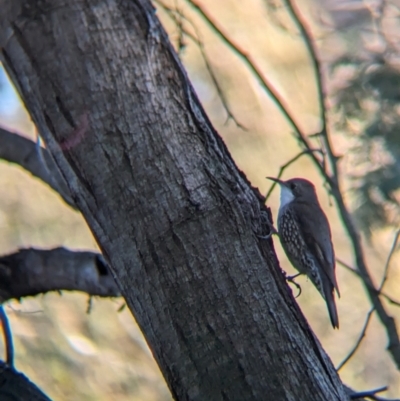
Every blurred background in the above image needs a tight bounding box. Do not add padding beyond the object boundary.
[1,0,400,399]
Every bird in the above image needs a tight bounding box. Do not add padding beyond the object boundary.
[267,177,340,328]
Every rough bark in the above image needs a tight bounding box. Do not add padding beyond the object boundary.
[0,1,348,400]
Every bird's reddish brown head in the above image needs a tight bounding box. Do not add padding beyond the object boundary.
[267,177,318,204]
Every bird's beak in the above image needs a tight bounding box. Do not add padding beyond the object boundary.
[266,177,286,186]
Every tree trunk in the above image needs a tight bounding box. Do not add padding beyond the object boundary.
[0,1,347,400]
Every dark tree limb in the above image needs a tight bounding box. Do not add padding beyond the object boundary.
[0,127,75,208]
[0,1,347,400]
[0,247,119,303]
[0,307,13,366]
[0,306,53,401]
[0,361,52,401]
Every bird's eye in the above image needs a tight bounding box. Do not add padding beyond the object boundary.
[290,183,296,190]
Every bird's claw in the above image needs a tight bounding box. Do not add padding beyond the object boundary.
[285,273,302,298]
[258,211,278,240]
[257,229,277,240]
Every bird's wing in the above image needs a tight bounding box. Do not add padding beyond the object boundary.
[293,201,340,296]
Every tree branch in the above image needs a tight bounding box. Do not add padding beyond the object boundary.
[337,259,400,308]
[185,0,307,141]
[0,247,119,302]
[348,386,399,401]
[0,127,75,208]
[0,306,13,366]
[336,307,375,371]
[264,148,324,202]
[379,230,400,293]
[0,360,53,401]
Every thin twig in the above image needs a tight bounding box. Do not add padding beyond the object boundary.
[264,148,323,202]
[337,256,400,307]
[174,0,186,53]
[379,230,400,292]
[282,0,337,178]
[0,306,14,366]
[156,0,246,129]
[336,307,375,371]
[349,384,400,401]
[337,230,400,371]
[349,386,388,399]
[184,0,314,148]
[198,35,246,129]
[381,295,400,308]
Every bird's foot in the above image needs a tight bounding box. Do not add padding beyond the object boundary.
[257,228,278,240]
[258,211,278,240]
[285,273,302,298]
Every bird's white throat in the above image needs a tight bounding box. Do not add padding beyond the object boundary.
[279,185,295,208]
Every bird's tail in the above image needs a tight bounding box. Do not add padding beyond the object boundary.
[323,278,339,329]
